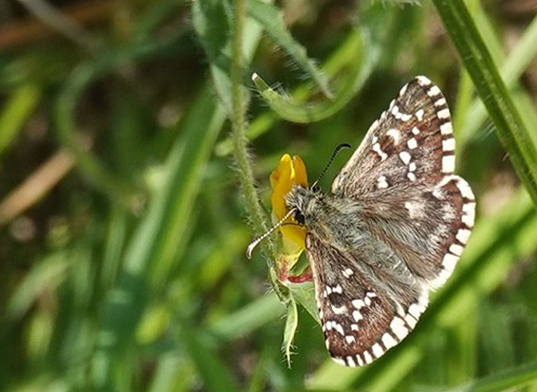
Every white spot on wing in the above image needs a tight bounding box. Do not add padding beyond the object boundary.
[435,97,447,107]
[405,314,417,328]
[390,316,408,340]
[377,175,389,189]
[440,122,453,135]
[449,244,464,256]
[332,285,343,294]
[352,299,365,309]
[372,143,388,161]
[332,357,346,366]
[363,350,373,364]
[442,138,456,151]
[353,310,363,322]
[407,138,418,149]
[428,85,441,97]
[417,75,432,86]
[399,151,411,165]
[371,343,384,358]
[442,155,455,173]
[405,201,424,219]
[408,304,422,319]
[382,333,398,349]
[457,179,476,200]
[462,213,474,227]
[331,305,348,315]
[438,108,450,119]
[443,252,459,271]
[387,128,401,144]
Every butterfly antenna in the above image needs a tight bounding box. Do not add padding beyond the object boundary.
[311,143,351,189]
[247,208,296,259]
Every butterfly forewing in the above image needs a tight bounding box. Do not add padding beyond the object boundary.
[332,76,456,197]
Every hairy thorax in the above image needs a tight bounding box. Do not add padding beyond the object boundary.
[285,185,367,251]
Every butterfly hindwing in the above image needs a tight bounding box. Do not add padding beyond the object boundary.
[354,175,475,289]
[305,234,429,366]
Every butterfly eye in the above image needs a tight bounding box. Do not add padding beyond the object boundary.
[311,184,321,193]
[294,210,305,225]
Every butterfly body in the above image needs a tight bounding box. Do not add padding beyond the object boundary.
[282,76,476,367]
[285,185,367,250]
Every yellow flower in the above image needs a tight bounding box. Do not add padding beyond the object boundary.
[270,154,308,255]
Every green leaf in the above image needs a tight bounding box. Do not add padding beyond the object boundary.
[287,281,319,324]
[282,298,299,367]
[246,0,332,98]
[0,83,41,158]
[439,360,537,392]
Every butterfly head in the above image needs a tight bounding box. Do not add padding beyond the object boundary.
[285,184,324,228]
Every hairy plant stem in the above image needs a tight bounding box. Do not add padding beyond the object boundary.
[231,0,280,283]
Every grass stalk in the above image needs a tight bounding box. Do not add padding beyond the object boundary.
[432,0,537,207]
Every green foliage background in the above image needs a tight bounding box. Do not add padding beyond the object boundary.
[0,0,537,391]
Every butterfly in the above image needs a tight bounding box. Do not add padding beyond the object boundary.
[249,76,476,367]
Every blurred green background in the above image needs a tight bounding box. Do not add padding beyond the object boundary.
[1,0,537,391]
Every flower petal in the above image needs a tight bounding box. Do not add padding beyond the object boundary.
[270,154,308,253]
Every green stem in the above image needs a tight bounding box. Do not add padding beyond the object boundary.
[230,0,275,260]
[432,0,537,207]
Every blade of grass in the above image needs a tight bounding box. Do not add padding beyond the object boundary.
[0,83,41,157]
[178,321,241,392]
[432,0,537,206]
[55,37,182,208]
[92,85,225,391]
[457,12,537,144]
[210,294,284,340]
[437,360,537,392]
